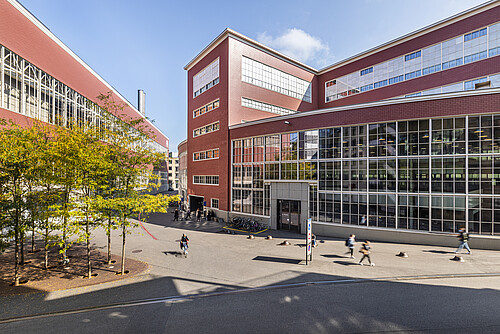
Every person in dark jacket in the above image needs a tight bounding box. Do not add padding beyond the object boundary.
[173,209,179,221]
[346,234,356,258]
[359,241,375,266]
[180,234,189,256]
[455,227,472,254]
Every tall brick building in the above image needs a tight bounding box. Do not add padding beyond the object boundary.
[184,1,500,248]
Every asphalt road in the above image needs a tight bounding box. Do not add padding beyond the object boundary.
[1,211,500,333]
[1,276,499,333]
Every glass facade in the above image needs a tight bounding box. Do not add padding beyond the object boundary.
[0,44,167,154]
[242,56,312,103]
[231,113,500,235]
[325,21,500,102]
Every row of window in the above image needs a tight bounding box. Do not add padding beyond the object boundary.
[405,73,500,97]
[325,21,500,102]
[193,121,219,137]
[193,78,219,98]
[193,175,219,185]
[0,45,166,153]
[193,99,220,118]
[242,56,312,103]
[241,97,296,116]
[193,148,219,161]
[193,58,219,98]
[233,114,500,164]
[309,189,500,235]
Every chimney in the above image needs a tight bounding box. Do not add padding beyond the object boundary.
[138,89,146,115]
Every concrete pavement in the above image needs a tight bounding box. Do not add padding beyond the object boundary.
[1,209,499,332]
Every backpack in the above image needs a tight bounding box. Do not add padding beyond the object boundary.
[345,239,349,247]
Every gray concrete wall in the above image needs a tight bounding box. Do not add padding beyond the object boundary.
[312,222,500,250]
[270,182,309,231]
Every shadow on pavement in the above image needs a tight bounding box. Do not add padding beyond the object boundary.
[2,270,500,333]
[422,250,455,254]
[252,256,302,265]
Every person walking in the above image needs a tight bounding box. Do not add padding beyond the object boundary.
[312,234,317,248]
[455,227,472,254]
[359,241,374,266]
[173,209,179,221]
[196,208,202,222]
[180,233,189,257]
[346,234,356,258]
[185,208,191,220]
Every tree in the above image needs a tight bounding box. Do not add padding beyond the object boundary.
[0,121,39,286]
[94,92,176,275]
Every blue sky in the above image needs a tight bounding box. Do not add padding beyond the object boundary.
[19,0,487,150]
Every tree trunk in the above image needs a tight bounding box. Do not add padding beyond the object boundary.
[120,222,126,275]
[44,226,49,270]
[31,219,35,253]
[107,216,112,265]
[20,231,25,265]
[62,215,68,263]
[86,216,92,279]
[14,223,20,286]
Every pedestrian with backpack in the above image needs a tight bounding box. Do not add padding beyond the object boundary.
[455,227,472,254]
[345,234,356,258]
[359,241,375,266]
[180,233,189,257]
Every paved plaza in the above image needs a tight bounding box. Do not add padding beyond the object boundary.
[1,209,499,333]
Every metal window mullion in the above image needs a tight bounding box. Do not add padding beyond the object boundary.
[0,46,3,108]
[465,115,469,233]
[36,68,41,121]
[21,59,25,115]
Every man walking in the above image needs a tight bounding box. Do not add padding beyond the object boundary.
[346,234,356,258]
[173,209,179,221]
[455,227,472,254]
[359,241,375,266]
[180,233,189,257]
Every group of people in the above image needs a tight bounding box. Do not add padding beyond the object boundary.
[173,208,204,222]
[336,226,472,267]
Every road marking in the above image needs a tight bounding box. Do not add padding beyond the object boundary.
[1,272,500,324]
[138,220,158,240]
[223,226,268,234]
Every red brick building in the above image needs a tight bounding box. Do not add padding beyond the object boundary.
[184,2,500,248]
[0,0,169,166]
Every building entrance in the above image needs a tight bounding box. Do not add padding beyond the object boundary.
[277,200,301,233]
[189,195,204,212]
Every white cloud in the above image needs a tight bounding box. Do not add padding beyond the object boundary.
[257,28,333,68]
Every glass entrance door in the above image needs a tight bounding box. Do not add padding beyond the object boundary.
[277,199,301,233]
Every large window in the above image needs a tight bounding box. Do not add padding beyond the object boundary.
[193,121,219,137]
[242,56,312,103]
[325,21,500,102]
[242,97,296,116]
[193,175,219,185]
[231,112,500,235]
[193,58,219,98]
[0,45,165,153]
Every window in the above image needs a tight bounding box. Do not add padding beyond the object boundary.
[242,97,296,116]
[193,175,219,185]
[324,22,500,103]
[242,56,312,103]
[193,121,219,137]
[405,70,421,80]
[193,99,220,118]
[193,149,219,161]
[464,28,487,42]
[360,67,373,76]
[193,58,219,98]
[404,51,421,61]
[211,198,219,209]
